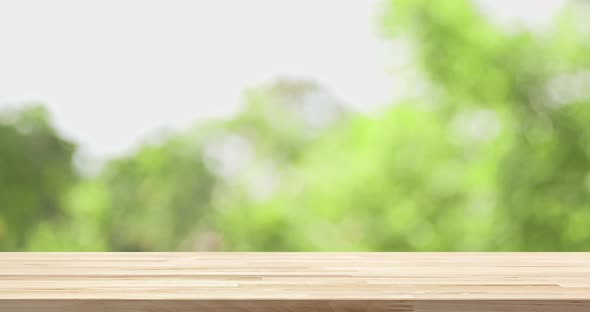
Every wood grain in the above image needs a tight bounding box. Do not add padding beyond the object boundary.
[0,253,589,311]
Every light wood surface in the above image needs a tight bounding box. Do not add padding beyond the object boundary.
[0,253,589,311]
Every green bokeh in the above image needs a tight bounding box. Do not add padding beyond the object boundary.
[1,0,590,251]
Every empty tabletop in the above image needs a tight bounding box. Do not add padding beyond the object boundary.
[1,252,589,311]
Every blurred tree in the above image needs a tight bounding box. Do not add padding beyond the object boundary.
[0,106,77,250]
[218,102,506,251]
[210,78,349,250]
[216,0,590,251]
[382,0,590,250]
[6,0,590,251]
[99,136,217,251]
[27,78,348,251]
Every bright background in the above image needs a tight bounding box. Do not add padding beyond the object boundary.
[2,0,589,251]
[1,0,564,158]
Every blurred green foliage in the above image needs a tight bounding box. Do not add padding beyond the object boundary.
[2,0,590,251]
[0,107,77,250]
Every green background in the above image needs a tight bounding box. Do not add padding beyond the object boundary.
[2,0,590,251]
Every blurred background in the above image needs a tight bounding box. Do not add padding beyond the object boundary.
[1,0,590,251]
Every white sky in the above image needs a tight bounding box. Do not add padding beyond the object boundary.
[0,0,565,158]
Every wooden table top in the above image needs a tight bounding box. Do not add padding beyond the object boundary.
[1,252,589,311]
